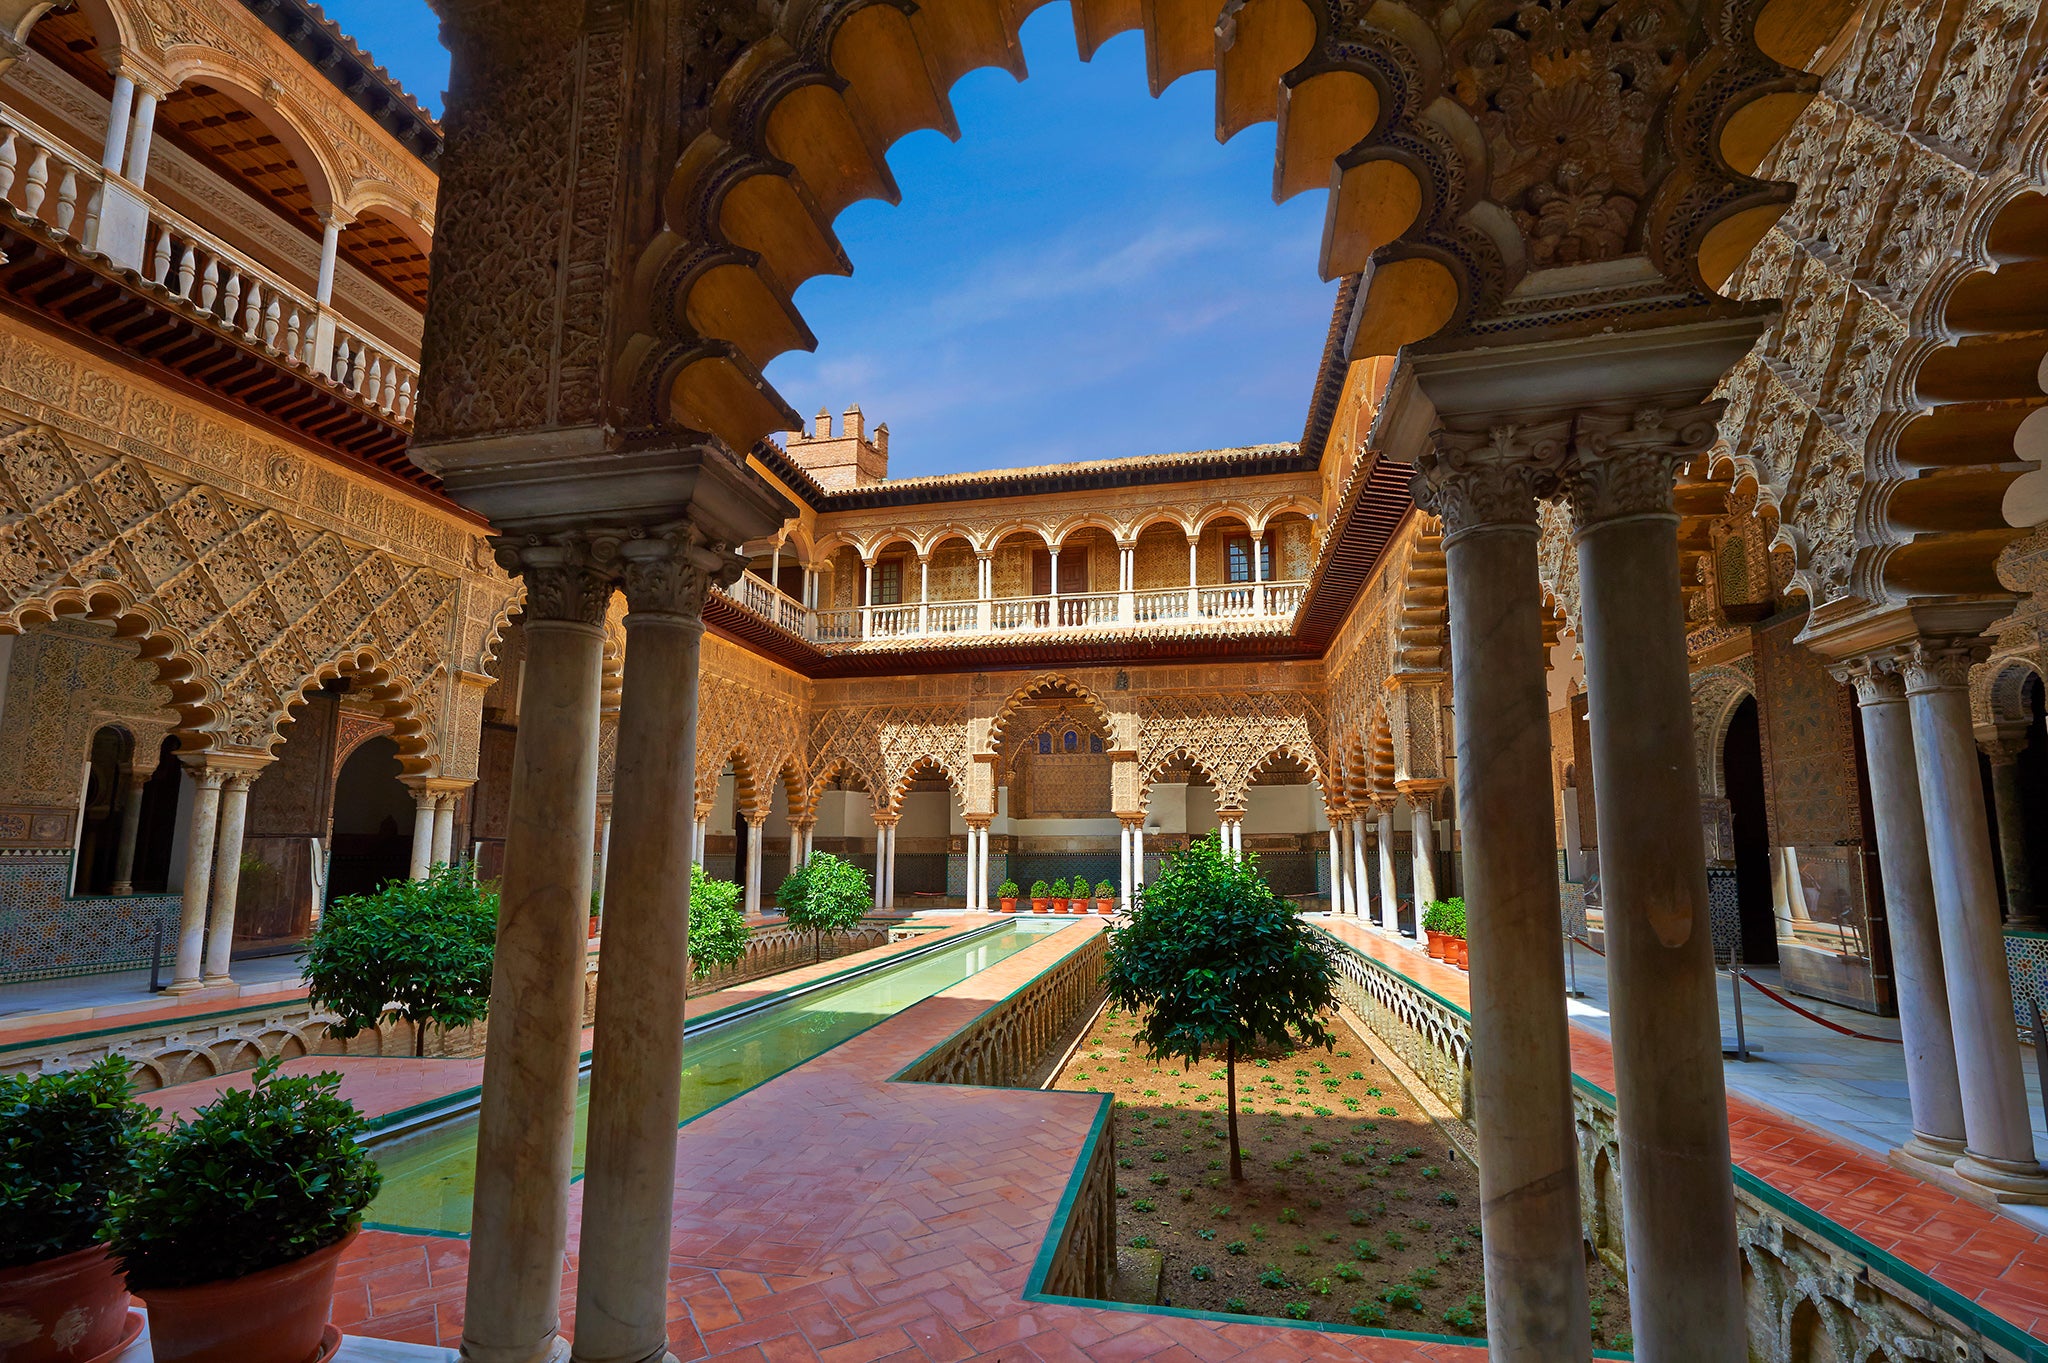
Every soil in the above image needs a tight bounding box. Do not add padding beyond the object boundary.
[1051,1004,1633,1348]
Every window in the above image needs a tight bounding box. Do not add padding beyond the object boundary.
[1039,733,1052,754]
[1226,535,1275,583]
[1063,730,1078,752]
[1089,734,1104,753]
[873,558,903,604]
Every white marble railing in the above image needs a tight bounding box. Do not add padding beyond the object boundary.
[0,112,105,247]
[717,575,1309,646]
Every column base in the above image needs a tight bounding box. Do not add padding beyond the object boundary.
[1953,1152,2048,1205]
[463,1334,570,1363]
[201,973,233,987]
[1888,1133,1967,1181]
[161,978,208,996]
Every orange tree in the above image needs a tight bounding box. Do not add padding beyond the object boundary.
[1101,832,1340,1180]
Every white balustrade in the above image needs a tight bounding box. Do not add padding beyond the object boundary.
[865,604,919,638]
[1265,582,1308,615]
[1198,585,1259,618]
[1056,592,1120,627]
[814,608,860,643]
[0,115,105,249]
[1134,589,1191,623]
[330,323,418,424]
[926,601,980,634]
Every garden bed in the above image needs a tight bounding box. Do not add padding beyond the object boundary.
[1050,1004,1632,1347]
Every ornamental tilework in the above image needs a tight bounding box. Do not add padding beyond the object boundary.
[0,851,179,983]
[2007,932,2048,1038]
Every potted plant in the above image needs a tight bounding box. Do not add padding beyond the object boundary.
[1050,877,1071,913]
[305,864,497,1058]
[0,1057,151,1363]
[1029,879,1052,913]
[1443,897,1469,968]
[1421,900,1452,959]
[106,1057,382,1363]
[1071,869,1092,912]
[1094,879,1116,914]
[997,879,1020,913]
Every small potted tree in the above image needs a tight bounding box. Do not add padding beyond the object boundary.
[1422,900,1452,959]
[1071,868,1092,912]
[687,863,749,984]
[1050,877,1071,913]
[997,879,1020,913]
[1029,879,1052,913]
[1103,832,1339,1181]
[106,1057,381,1363]
[1093,879,1116,914]
[0,1057,151,1363]
[1443,897,1469,968]
[304,863,496,1058]
[777,852,872,961]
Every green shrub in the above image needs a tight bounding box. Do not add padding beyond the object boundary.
[1283,1302,1313,1320]
[1226,1297,1249,1314]
[1095,880,1115,898]
[998,880,1021,899]
[1054,877,1074,897]
[777,852,870,957]
[688,864,748,973]
[0,1057,152,1268]
[1421,897,1467,937]
[1030,879,1050,898]
[106,1057,381,1290]
[1071,869,1090,895]
[304,863,496,1057]
[1259,1268,1290,1289]
[1190,1264,1213,1281]
[1350,1301,1387,1326]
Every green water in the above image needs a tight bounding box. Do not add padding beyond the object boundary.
[364,919,1069,1235]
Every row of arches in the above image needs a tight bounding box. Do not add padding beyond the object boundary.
[775,497,1322,566]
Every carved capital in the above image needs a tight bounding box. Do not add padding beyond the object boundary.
[1411,420,1572,538]
[1562,402,1723,532]
[618,528,745,626]
[1833,656,1906,706]
[492,534,617,626]
[1980,728,2030,766]
[1896,639,1984,696]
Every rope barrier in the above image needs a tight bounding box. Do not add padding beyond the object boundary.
[1572,935,1903,1045]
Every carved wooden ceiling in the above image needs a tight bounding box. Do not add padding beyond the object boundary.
[26,8,429,308]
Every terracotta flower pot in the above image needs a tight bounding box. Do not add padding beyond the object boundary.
[137,1229,354,1363]
[1425,930,1446,960]
[999,897,1018,913]
[1452,938,1468,968]
[1031,898,1051,913]
[1096,897,1115,914]
[1051,898,1069,914]
[0,1244,136,1363]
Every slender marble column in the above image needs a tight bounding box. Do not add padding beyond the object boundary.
[1405,790,1440,909]
[592,803,613,911]
[574,534,725,1363]
[1416,428,1589,1362]
[746,814,767,913]
[1326,821,1346,913]
[167,767,226,992]
[408,787,437,879]
[872,816,887,908]
[1840,661,1966,1166]
[1350,814,1371,920]
[107,767,149,894]
[1566,407,1742,1360]
[201,770,254,982]
[461,543,610,1363]
[101,74,136,173]
[433,792,459,868]
[1901,642,2048,1201]
[1376,806,1399,933]
[883,821,898,908]
[123,89,158,185]
[1983,736,2041,929]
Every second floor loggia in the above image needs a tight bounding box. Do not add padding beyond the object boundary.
[722,510,1317,646]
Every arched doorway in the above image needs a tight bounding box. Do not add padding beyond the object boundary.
[74,728,183,896]
[327,736,414,900]
[1723,696,1777,965]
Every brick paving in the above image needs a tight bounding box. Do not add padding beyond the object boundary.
[1317,920,2048,1342]
[140,912,2048,1356]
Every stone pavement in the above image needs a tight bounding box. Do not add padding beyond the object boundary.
[1317,919,2048,1341]
[0,952,308,1042]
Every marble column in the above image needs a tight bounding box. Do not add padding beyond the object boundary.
[1403,787,1440,909]
[574,533,727,1363]
[433,791,459,868]
[882,820,898,908]
[1326,819,1346,913]
[1900,642,2048,1201]
[167,766,226,992]
[593,802,614,912]
[1982,733,2041,929]
[1350,813,1371,921]
[871,815,888,908]
[745,813,767,914]
[1840,661,1966,1168]
[1415,432,1589,1361]
[101,74,136,174]
[693,814,708,866]
[1376,805,1400,934]
[461,543,610,1363]
[107,764,150,894]
[123,88,158,186]
[202,769,254,982]
[408,786,438,879]
[1565,407,1743,1360]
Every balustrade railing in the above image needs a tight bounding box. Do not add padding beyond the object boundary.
[715,574,1308,646]
[329,323,418,423]
[0,114,105,249]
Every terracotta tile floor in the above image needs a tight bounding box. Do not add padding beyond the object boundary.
[144,913,2048,1357]
[1317,920,2048,1342]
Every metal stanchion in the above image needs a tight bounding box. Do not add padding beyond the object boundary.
[1723,942,1750,1061]
[1563,929,1586,1000]
[148,919,165,993]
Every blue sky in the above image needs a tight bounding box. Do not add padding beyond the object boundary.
[323,3,1337,477]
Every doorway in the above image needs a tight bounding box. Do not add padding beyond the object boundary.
[1722,696,1777,965]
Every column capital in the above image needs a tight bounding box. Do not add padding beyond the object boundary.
[619,527,744,625]
[491,534,617,626]
[1978,725,2030,766]
[1831,655,1907,705]
[1560,401,1723,532]
[1395,778,1448,798]
[787,814,816,831]
[871,811,900,828]
[1895,637,1987,697]
[1412,420,1572,538]
[964,814,993,830]
[743,810,768,828]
